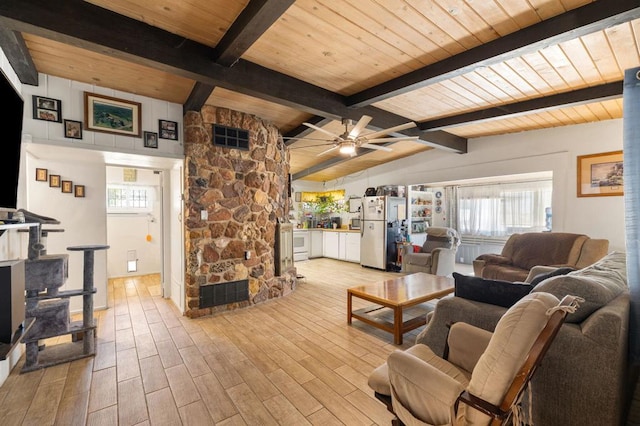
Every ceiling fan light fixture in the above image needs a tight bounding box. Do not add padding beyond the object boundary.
[339,142,356,155]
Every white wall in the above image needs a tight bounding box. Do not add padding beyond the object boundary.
[296,119,625,251]
[106,167,162,277]
[22,74,183,157]
[24,150,108,312]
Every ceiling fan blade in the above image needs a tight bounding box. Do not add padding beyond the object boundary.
[289,143,338,149]
[348,115,372,139]
[303,122,342,139]
[282,136,338,142]
[366,136,419,143]
[360,122,417,140]
[361,143,392,152]
[316,145,340,156]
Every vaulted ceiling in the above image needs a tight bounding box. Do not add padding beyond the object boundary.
[0,0,637,182]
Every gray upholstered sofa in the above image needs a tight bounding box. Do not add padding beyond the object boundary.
[416,251,629,426]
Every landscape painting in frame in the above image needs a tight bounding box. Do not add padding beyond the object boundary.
[84,92,142,137]
[577,150,623,197]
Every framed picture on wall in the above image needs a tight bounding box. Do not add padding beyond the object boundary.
[32,96,62,122]
[158,119,178,140]
[64,119,83,139]
[74,185,85,198]
[144,131,158,148]
[84,91,142,137]
[49,174,61,188]
[61,180,73,193]
[36,168,48,182]
[577,150,623,197]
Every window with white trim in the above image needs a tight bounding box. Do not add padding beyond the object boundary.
[457,179,552,238]
[107,185,153,213]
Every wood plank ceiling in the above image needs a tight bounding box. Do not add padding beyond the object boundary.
[0,0,638,182]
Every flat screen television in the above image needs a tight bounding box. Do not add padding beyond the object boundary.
[0,70,24,213]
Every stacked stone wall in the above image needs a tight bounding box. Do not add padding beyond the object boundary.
[183,107,296,318]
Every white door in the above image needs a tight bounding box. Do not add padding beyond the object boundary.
[169,165,184,313]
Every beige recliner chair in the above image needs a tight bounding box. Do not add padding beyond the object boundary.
[402,227,460,276]
[368,293,580,425]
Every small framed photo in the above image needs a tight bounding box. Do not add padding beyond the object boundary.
[33,95,62,122]
[74,185,85,198]
[144,131,158,148]
[36,168,48,182]
[49,174,61,188]
[61,180,73,193]
[158,119,178,140]
[577,150,623,197]
[64,119,83,139]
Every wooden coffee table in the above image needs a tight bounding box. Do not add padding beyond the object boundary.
[347,273,454,344]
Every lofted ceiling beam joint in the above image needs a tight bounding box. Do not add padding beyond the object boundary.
[213,0,295,67]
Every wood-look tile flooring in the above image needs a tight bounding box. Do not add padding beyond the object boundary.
[0,259,453,426]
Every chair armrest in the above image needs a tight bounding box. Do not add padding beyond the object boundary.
[447,323,493,374]
[524,265,561,283]
[472,259,486,277]
[387,350,466,425]
[431,247,456,276]
[416,297,506,357]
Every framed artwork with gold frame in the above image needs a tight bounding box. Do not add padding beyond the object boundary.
[49,174,61,188]
[61,180,73,193]
[36,168,48,182]
[577,150,623,197]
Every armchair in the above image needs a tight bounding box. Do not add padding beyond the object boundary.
[368,293,580,425]
[402,227,460,276]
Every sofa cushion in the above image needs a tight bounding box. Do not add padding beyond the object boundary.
[453,272,533,308]
[529,267,575,287]
[532,251,627,322]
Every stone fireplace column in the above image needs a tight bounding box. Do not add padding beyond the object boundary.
[183,107,296,318]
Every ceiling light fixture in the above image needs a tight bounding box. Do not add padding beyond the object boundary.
[339,142,356,155]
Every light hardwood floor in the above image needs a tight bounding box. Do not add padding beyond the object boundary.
[0,258,457,426]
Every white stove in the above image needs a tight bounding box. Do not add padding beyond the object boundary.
[293,229,309,261]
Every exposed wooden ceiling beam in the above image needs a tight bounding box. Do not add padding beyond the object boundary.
[347,0,640,108]
[418,82,624,131]
[292,146,390,181]
[183,81,216,115]
[0,0,467,153]
[213,0,295,67]
[0,27,37,85]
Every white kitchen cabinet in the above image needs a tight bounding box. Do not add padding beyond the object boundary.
[322,231,360,263]
[323,231,340,259]
[344,232,360,263]
[309,230,324,258]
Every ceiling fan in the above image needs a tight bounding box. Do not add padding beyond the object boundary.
[287,115,418,156]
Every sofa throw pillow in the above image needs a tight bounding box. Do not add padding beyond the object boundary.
[529,267,575,287]
[453,272,534,308]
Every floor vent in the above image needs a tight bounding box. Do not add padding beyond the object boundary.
[200,279,249,308]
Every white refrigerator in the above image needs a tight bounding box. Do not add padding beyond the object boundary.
[360,195,406,270]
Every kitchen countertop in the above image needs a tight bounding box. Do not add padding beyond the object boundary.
[294,228,360,233]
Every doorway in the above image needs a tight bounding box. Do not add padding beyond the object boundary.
[105,166,164,286]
